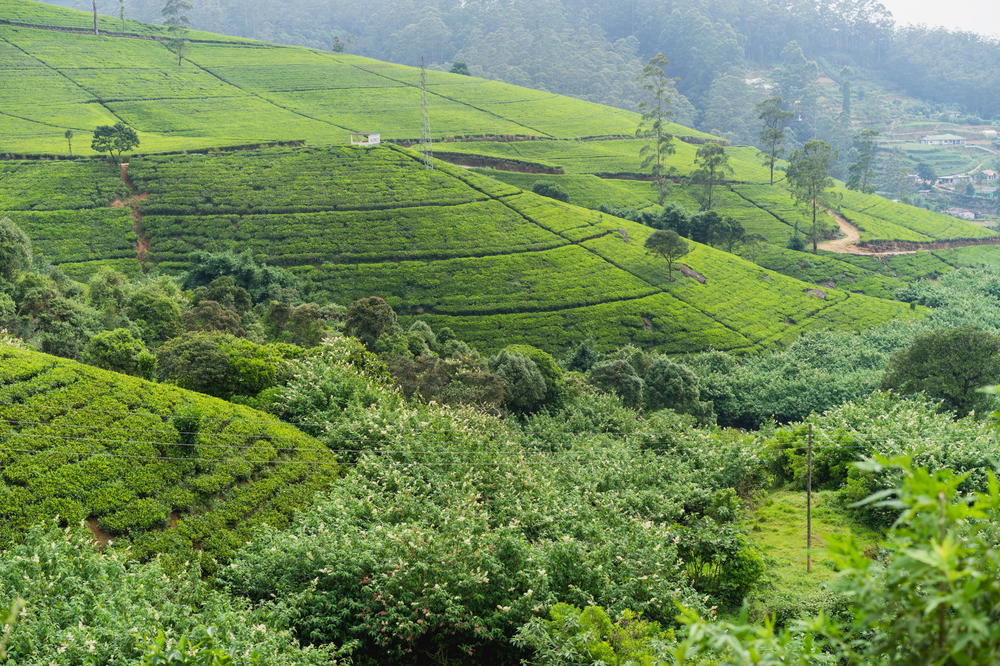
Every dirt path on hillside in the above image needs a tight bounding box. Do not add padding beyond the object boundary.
[117,163,151,273]
[818,207,1000,257]
[816,209,919,257]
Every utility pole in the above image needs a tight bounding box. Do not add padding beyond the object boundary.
[420,58,433,170]
[92,0,99,35]
[807,423,813,574]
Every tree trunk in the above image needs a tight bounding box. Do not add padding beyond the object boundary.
[811,200,818,254]
[92,0,99,35]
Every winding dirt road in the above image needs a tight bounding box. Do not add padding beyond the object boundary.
[817,209,917,257]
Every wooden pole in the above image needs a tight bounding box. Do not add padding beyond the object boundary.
[807,423,813,574]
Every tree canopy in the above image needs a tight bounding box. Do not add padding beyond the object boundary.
[90,122,140,165]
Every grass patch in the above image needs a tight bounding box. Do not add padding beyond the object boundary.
[749,490,877,597]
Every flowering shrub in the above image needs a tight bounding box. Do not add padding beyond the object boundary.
[0,523,340,664]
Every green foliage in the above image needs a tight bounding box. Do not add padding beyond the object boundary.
[691,142,733,210]
[676,519,765,608]
[1,144,912,356]
[0,523,339,664]
[786,139,836,253]
[181,251,298,304]
[90,122,140,164]
[504,344,563,404]
[345,296,398,350]
[678,462,1000,665]
[846,129,878,193]
[88,266,132,311]
[644,229,689,280]
[126,283,184,345]
[786,233,806,251]
[83,327,156,379]
[157,332,301,399]
[514,604,675,665]
[489,348,547,412]
[757,97,793,186]
[0,346,338,562]
[882,327,1000,416]
[642,355,713,422]
[222,383,768,662]
[0,217,31,280]
[588,359,644,408]
[532,181,570,202]
[637,53,677,205]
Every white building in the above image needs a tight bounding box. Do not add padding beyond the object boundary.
[920,133,966,146]
[946,207,977,220]
[350,132,381,147]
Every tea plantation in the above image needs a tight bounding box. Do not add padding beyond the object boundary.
[0,0,712,155]
[0,344,339,563]
[0,0,969,353]
[0,142,916,353]
[457,140,994,245]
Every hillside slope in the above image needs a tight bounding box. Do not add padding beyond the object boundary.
[0,0,713,154]
[0,145,916,353]
[0,344,338,562]
[0,0,932,354]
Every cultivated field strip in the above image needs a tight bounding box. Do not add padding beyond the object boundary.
[0,345,338,564]
[451,139,996,246]
[0,1,669,153]
[0,144,915,352]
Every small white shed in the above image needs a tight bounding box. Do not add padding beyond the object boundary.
[350,132,381,147]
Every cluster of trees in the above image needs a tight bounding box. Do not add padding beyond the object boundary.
[0,217,343,397]
[600,202,755,257]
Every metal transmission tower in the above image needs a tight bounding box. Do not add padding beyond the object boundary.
[420,58,433,169]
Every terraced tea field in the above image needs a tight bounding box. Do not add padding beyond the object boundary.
[0,143,915,354]
[0,0,711,155]
[0,345,339,563]
[0,0,977,354]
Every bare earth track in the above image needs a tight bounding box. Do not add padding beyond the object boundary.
[818,208,1000,257]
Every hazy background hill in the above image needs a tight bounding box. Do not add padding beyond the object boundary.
[45,0,1000,131]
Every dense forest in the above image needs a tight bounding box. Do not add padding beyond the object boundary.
[57,0,1000,133]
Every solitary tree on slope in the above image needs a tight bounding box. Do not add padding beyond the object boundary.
[691,141,733,210]
[645,229,689,281]
[787,139,836,254]
[162,0,192,65]
[636,53,676,205]
[847,129,879,193]
[756,97,793,186]
[91,122,140,166]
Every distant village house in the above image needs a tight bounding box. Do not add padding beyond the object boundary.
[350,132,381,147]
[945,207,977,220]
[921,133,966,146]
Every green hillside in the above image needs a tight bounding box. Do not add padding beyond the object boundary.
[0,144,916,354]
[0,0,955,354]
[453,141,995,245]
[0,0,714,155]
[0,344,338,562]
